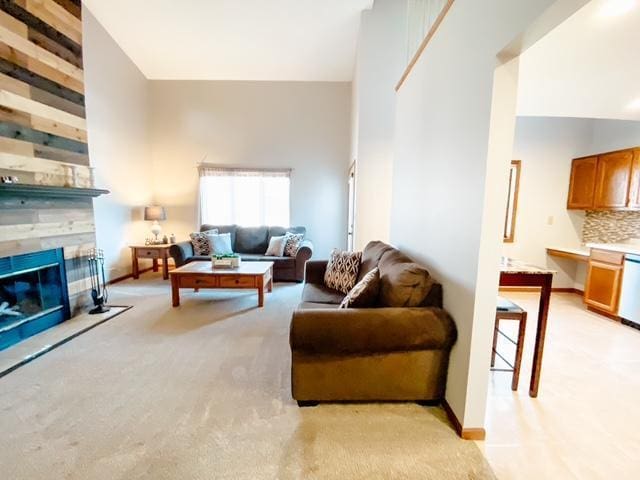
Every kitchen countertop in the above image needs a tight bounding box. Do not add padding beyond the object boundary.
[500,257,556,274]
[548,243,640,258]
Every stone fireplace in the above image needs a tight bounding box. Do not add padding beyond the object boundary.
[0,184,109,349]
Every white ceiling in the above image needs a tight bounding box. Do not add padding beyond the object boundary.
[518,0,640,121]
[82,0,374,81]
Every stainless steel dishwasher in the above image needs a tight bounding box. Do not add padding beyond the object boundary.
[619,254,640,328]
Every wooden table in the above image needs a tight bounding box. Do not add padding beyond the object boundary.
[499,258,555,398]
[130,244,172,280]
[170,261,274,308]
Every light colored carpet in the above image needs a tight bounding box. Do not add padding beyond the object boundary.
[0,306,129,377]
[0,274,495,479]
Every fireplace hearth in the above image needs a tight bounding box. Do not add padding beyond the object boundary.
[0,249,70,350]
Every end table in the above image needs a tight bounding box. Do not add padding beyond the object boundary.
[129,244,173,280]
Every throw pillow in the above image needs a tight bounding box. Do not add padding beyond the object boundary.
[284,233,304,257]
[265,235,287,256]
[339,267,380,308]
[207,232,234,255]
[190,229,218,255]
[324,249,362,294]
[379,261,434,307]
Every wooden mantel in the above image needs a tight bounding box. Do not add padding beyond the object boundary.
[0,183,109,199]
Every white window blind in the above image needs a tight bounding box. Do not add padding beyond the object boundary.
[199,166,291,227]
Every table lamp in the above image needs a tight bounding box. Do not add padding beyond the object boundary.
[144,205,166,242]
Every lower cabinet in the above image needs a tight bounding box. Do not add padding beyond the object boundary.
[584,250,624,314]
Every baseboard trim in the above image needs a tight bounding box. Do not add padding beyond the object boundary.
[587,306,620,321]
[442,399,486,441]
[108,267,153,285]
[499,286,583,296]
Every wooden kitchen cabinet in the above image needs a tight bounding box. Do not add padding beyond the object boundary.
[567,156,597,209]
[629,149,640,209]
[594,150,634,209]
[584,249,624,315]
[568,148,639,211]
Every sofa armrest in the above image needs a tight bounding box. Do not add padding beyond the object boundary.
[169,241,194,267]
[293,240,314,282]
[290,307,457,355]
[304,260,327,285]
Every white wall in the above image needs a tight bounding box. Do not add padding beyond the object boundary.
[83,8,154,281]
[351,0,408,249]
[149,81,351,258]
[587,119,640,153]
[389,0,583,430]
[503,117,640,290]
[503,117,591,288]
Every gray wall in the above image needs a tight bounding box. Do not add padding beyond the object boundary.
[83,8,154,281]
[149,81,352,258]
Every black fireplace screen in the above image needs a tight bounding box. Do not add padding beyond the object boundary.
[0,249,70,350]
[0,265,64,329]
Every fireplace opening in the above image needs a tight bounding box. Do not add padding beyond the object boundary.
[0,249,70,350]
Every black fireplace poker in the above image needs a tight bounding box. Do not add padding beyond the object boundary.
[88,249,110,315]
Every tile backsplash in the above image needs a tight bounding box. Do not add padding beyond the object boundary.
[582,211,640,243]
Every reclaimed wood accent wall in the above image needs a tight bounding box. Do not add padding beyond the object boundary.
[0,0,95,314]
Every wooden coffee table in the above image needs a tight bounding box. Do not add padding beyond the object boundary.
[170,261,274,308]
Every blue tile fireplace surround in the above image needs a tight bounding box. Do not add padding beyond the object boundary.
[0,249,70,351]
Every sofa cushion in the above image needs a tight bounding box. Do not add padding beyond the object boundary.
[298,302,339,310]
[240,253,295,268]
[235,226,269,253]
[357,241,395,282]
[340,267,380,309]
[324,249,362,294]
[378,250,434,307]
[301,283,345,305]
[290,307,457,355]
[201,224,237,248]
[268,226,305,241]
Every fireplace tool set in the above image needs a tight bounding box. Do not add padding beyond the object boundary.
[88,249,110,314]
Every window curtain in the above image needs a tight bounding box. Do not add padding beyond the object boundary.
[198,166,291,227]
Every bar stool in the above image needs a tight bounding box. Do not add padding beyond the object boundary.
[491,296,527,391]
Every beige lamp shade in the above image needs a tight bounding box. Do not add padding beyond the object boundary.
[144,206,166,221]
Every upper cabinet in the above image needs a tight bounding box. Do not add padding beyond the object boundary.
[567,156,597,209]
[594,150,634,208]
[629,149,640,209]
[568,148,639,211]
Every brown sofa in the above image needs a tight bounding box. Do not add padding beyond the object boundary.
[169,225,313,282]
[289,241,457,404]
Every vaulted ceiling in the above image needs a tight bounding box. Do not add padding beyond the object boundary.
[82,0,374,81]
[518,0,640,121]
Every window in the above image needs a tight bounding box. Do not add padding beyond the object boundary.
[503,160,521,243]
[199,166,290,227]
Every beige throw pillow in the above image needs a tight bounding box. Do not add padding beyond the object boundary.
[339,267,380,308]
[190,229,218,255]
[265,235,287,256]
[324,249,362,294]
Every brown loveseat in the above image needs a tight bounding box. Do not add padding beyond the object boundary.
[289,241,457,404]
[170,225,313,282]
